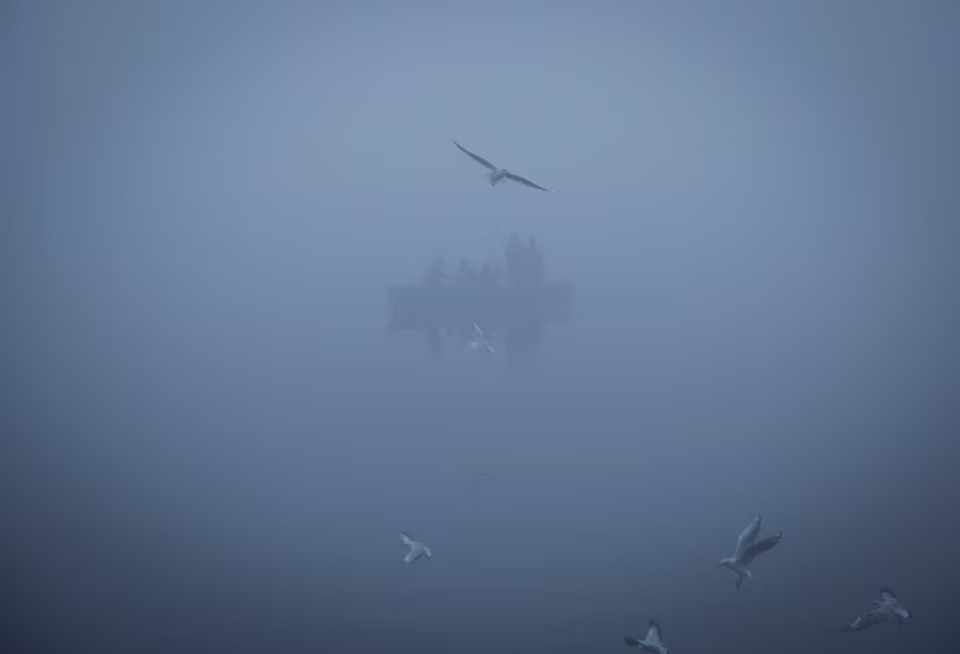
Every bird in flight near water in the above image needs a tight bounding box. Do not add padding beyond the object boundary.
[452,140,550,191]
[716,514,783,589]
[624,618,669,654]
[843,587,912,633]
[400,531,432,564]
[469,323,496,353]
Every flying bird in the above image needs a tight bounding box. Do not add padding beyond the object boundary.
[843,587,912,633]
[468,323,496,353]
[624,619,669,654]
[400,531,432,564]
[452,140,550,191]
[717,514,783,589]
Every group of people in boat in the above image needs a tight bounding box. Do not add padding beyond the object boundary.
[423,233,545,288]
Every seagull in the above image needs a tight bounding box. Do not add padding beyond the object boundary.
[400,531,432,564]
[624,619,669,654]
[843,587,912,632]
[717,514,783,589]
[452,140,549,191]
[468,323,496,353]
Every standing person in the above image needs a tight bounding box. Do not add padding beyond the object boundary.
[527,237,543,285]
[456,259,476,288]
[479,262,495,287]
[491,262,503,287]
[423,257,448,287]
[506,232,523,286]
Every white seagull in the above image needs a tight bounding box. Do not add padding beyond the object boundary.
[717,514,783,589]
[468,323,496,353]
[452,140,550,191]
[843,587,912,633]
[624,619,669,654]
[400,531,432,564]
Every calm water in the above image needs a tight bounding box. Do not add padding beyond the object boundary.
[4,1,958,652]
[7,253,958,652]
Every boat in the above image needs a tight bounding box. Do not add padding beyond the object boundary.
[385,236,574,359]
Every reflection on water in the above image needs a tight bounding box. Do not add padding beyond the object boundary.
[389,306,570,364]
[386,235,574,364]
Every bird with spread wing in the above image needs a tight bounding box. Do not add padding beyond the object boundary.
[717,514,783,589]
[843,587,912,633]
[468,323,496,353]
[400,531,432,564]
[624,619,669,654]
[452,140,550,191]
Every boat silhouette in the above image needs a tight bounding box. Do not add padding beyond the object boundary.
[386,235,573,360]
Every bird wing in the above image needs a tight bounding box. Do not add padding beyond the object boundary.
[473,323,484,336]
[453,140,497,171]
[401,531,416,547]
[843,607,889,632]
[645,620,663,646]
[735,514,762,559]
[877,589,910,621]
[403,546,423,563]
[738,532,783,565]
[504,171,549,191]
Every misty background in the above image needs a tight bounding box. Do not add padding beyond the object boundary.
[2,1,959,652]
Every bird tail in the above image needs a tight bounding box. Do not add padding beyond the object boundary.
[736,570,752,589]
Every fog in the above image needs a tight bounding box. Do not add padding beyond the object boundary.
[3,1,959,652]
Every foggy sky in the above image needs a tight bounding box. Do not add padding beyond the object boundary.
[3,1,959,652]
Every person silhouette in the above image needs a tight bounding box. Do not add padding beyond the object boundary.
[527,237,543,285]
[456,259,476,288]
[423,257,448,287]
[506,233,523,286]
